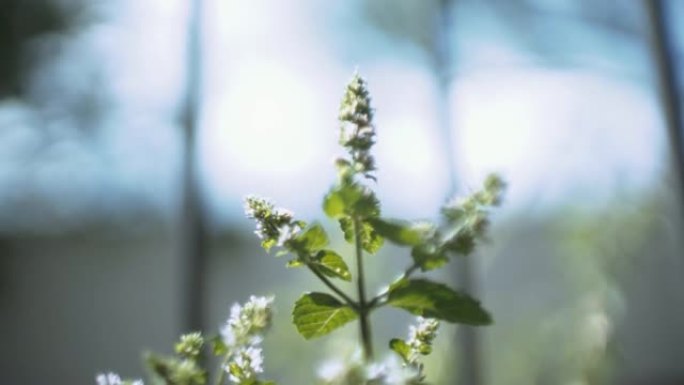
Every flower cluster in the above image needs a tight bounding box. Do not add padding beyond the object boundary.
[220,296,274,384]
[226,346,265,384]
[440,173,506,255]
[337,72,377,180]
[318,353,421,385]
[406,317,440,361]
[386,317,441,384]
[96,372,143,385]
[244,196,304,252]
[146,335,206,385]
[370,357,423,385]
[175,332,204,359]
[220,295,274,347]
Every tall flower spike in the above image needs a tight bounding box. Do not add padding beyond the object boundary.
[338,72,377,180]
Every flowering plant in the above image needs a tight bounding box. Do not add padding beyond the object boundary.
[96,72,504,385]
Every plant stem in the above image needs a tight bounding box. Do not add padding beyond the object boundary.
[368,262,419,308]
[214,353,231,385]
[307,264,358,310]
[353,216,374,361]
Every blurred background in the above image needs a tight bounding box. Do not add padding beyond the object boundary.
[1,0,684,384]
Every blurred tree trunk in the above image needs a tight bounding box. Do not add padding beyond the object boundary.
[179,0,206,333]
[644,0,684,211]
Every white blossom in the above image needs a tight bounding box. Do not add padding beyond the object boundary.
[244,196,302,250]
[378,356,421,385]
[220,296,274,348]
[96,372,143,385]
[96,373,122,385]
[407,317,439,360]
[226,346,264,383]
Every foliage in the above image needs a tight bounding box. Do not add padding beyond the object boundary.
[95,72,505,385]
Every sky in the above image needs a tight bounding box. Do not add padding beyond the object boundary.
[0,0,672,231]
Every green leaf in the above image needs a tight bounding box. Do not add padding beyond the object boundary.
[323,190,345,218]
[387,279,492,325]
[411,244,449,271]
[292,292,358,339]
[311,250,352,281]
[354,189,380,218]
[339,218,384,254]
[210,335,228,356]
[261,238,276,252]
[286,259,303,268]
[339,217,354,242]
[299,224,329,251]
[322,183,380,219]
[289,223,329,254]
[362,224,384,254]
[418,344,432,355]
[367,218,429,246]
[389,338,411,363]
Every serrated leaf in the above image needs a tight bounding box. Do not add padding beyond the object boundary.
[339,218,384,254]
[360,221,384,254]
[389,338,411,363]
[311,250,352,281]
[292,292,358,339]
[367,218,428,246]
[387,279,492,325]
[322,183,380,219]
[289,223,329,254]
[354,189,380,218]
[299,224,329,251]
[323,190,345,218]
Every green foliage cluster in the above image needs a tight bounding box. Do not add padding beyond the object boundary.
[146,333,207,385]
[243,72,505,383]
[95,72,505,385]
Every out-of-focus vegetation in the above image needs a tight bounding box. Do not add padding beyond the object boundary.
[1,1,683,385]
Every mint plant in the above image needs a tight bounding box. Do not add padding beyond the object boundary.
[95,72,504,385]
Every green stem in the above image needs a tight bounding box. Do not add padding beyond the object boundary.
[353,216,374,361]
[368,262,419,308]
[307,264,358,310]
[214,353,231,385]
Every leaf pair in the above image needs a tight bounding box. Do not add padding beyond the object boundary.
[323,182,380,220]
[292,278,490,340]
[323,183,384,255]
[285,224,352,282]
